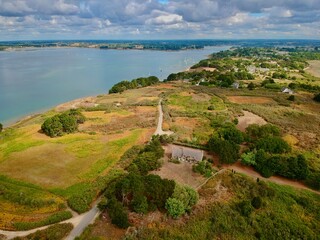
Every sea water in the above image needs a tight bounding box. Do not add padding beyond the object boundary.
[0,46,228,126]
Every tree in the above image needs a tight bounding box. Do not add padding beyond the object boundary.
[165,198,185,219]
[172,185,199,212]
[131,194,148,214]
[208,137,240,164]
[0,123,2,133]
[255,136,291,154]
[41,115,64,137]
[59,113,77,133]
[218,125,244,144]
[106,197,129,229]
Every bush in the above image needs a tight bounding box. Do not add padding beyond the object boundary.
[245,124,280,140]
[165,198,185,219]
[208,105,215,110]
[217,125,244,144]
[131,194,148,214]
[193,160,213,177]
[305,172,320,190]
[171,185,199,212]
[241,151,256,166]
[236,200,253,217]
[287,95,295,101]
[0,123,2,132]
[314,93,320,102]
[251,196,262,209]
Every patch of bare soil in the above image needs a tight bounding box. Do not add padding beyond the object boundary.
[236,110,267,132]
[306,60,320,77]
[152,146,206,189]
[227,96,275,104]
[55,97,97,111]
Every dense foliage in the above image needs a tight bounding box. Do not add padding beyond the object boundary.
[0,123,3,132]
[99,138,199,228]
[41,109,86,137]
[109,76,159,94]
[208,124,243,164]
[129,172,320,240]
[192,160,213,177]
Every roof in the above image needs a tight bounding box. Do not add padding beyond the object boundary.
[171,145,203,162]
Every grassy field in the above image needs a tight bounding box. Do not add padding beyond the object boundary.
[0,86,160,228]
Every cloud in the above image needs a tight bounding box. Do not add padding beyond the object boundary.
[0,0,319,40]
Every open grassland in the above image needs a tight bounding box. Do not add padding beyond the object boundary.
[0,175,66,230]
[0,85,162,226]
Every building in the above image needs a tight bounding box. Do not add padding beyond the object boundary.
[281,87,294,94]
[171,145,203,163]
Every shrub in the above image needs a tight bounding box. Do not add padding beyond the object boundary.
[172,185,199,212]
[236,200,253,217]
[247,82,255,90]
[193,160,213,177]
[0,123,2,132]
[287,95,295,101]
[251,196,262,209]
[131,194,148,214]
[313,93,320,102]
[241,151,256,166]
[165,198,185,219]
[305,172,320,190]
[208,105,215,110]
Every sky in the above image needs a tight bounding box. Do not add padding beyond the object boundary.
[0,0,319,40]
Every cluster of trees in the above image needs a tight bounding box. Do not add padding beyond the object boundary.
[99,138,198,228]
[240,124,309,179]
[208,123,243,164]
[289,83,320,92]
[109,76,159,94]
[41,109,86,137]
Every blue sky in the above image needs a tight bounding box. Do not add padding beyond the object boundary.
[0,0,319,40]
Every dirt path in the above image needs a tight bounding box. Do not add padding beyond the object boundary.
[154,99,174,136]
[0,199,101,240]
[224,161,320,195]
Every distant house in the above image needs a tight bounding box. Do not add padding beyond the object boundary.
[171,145,203,162]
[232,82,240,89]
[281,87,294,94]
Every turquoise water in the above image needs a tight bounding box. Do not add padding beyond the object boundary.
[0,46,228,126]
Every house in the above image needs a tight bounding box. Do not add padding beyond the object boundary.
[171,145,203,163]
[281,87,294,94]
[232,82,240,89]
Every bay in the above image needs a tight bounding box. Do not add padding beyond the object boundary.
[0,46,228,126]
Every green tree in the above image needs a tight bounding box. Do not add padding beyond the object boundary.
[59,113,77,133]
[165,198,185,219]
[41,115,64,137]
[241,151,256,166]
[131,194,148,214]
[172,185,199,212]
[255,136,291,154]
[107,197,129,229]
[0,123,2,133]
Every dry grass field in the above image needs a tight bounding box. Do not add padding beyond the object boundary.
[306,60,320,78]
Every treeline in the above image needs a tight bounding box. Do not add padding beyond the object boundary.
[41,109,86,137]
[109,76,159,94]
[99,137,198,228]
